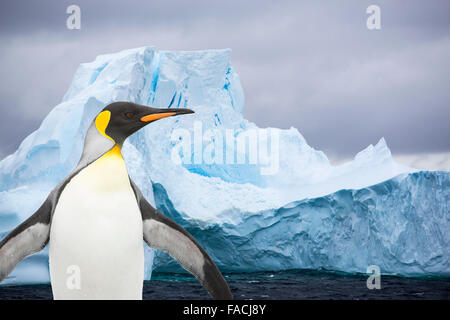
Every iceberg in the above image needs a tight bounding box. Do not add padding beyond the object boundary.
[152,171,449,276]
[0,46,448,284]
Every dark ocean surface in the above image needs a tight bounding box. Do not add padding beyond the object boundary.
[0,270,448,300]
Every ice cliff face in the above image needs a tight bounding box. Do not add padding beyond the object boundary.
[153,171,449,276]
[0,47,448,284]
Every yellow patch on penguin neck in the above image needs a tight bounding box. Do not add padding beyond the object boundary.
[82,145,128,192]
[104,145,123,158]
[95,110,115,143]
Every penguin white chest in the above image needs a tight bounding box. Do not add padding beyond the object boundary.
[49,148,144,300]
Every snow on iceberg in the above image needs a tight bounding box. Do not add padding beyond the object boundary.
[0,46,448,284]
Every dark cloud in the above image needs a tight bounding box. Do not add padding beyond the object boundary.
[0,0,449,161]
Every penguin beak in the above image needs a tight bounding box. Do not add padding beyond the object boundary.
[140,108,195,123]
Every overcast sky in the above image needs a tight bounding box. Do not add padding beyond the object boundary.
[0,0,449,169]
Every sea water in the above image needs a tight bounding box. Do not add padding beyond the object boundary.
[0,270,448,300]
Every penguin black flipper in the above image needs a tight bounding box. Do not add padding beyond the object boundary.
[130,180,233,300]
[0,196,53,282]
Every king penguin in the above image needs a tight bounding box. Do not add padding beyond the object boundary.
[0,102,232,300]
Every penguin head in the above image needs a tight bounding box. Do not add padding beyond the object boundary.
[94,101,194,145]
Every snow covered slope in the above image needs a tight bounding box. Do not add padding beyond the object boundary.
[0,47,448,284]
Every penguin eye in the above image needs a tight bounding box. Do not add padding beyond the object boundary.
[125,112,135,119]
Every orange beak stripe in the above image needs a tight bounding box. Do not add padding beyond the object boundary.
[140,112,176,122]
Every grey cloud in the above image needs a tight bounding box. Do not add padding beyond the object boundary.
[0,0,449,162]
